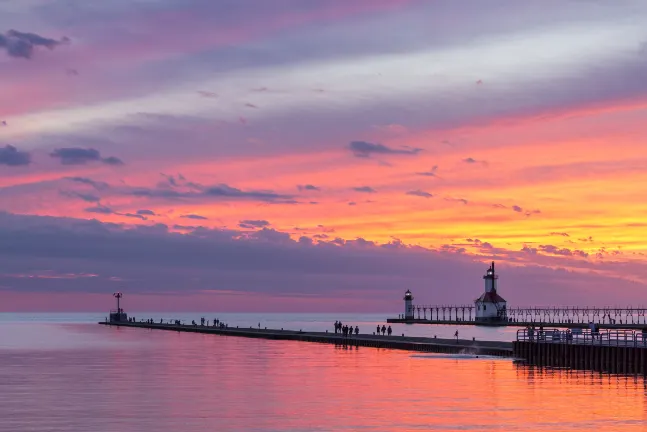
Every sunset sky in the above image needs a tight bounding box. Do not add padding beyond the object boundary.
[1,0,647,312]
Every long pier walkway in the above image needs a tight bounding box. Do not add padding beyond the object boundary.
[99,320,513,357]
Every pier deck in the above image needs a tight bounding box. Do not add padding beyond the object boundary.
[99,321,513,357]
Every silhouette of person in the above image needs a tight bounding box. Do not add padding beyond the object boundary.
[387,326,392,336]
[377,325,381,335]
[355,326,359,335]
[381,325,386,335]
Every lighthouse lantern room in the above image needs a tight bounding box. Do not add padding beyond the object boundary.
[404,290,414,319]
[474,262,507,322]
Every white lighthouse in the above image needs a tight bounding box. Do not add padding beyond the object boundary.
[404,289,414,319]
[474,262,507,322]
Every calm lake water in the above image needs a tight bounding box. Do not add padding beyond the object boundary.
[1,313,645,431]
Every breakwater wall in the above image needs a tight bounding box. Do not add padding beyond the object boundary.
[99,321,513,357]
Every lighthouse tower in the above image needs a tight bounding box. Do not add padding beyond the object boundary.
[474,262,507,322]
[403,290,414,319]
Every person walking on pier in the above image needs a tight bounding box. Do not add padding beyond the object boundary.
[355,326,359,335]
[381,325,386,335]
[376,324,381,335]
[387,326,392,336]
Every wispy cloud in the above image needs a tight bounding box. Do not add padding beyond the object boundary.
[416,166,438,177]
[406,190,433,198]
[352,186,377,193]
[297,184,321,191]
[349,141,422,158]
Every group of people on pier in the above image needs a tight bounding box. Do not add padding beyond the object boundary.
[187,317,228,328]
[334,321,358,336]
[377,324,392,336]
[333,321,394,337]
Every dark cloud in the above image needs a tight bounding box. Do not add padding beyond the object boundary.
[122,213,146,220]
[181,214,208,220]
[203,184,294,202]
[64,177,110,191]
[60,191,101,203]
[539,244,589,258]
[297,184,321,191]
[445,197,468,205]
[50,148,124,165]
[102,156,124,166]
[84,205,114,215]
[550,232,570,237]
[0,29,69,59]
[352,186,376,193]
[137,209,156,216]
[416,166,438,177]
[406,190,433,198]
[348,141,422,158]
[239,219,270,229]
[348,201,357,206]
[494,203,541,217]
[0,145,31,166]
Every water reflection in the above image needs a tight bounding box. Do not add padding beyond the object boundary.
[0,323,645,431]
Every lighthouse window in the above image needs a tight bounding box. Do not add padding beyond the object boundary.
[484,305,487,311]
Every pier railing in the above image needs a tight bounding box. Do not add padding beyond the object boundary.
[405,305,647,325]
[516,328,647,347]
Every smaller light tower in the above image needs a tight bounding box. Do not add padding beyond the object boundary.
[404,289,414,320]
[113,292,122,312]
[110,292,128,322]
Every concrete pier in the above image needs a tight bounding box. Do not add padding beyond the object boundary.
[99,320,513,357]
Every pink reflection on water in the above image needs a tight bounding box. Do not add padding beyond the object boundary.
[0,324,645,431]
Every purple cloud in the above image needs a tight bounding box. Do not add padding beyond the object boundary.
[0,29,69,59]
[239,220,270,229]
[50,148,124,166]
[352,186,376,193]
[0,145,31,166]
[406,190,433,198]
[349,141,422,158]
